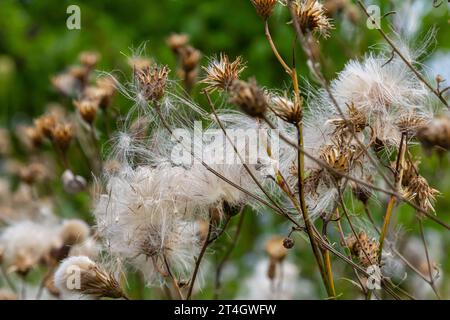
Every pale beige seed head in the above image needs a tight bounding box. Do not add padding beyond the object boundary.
[201,53,246,92]
[74,99,98,124]
[60,219,90,246]
[291,0,333,37]
[51,123,74,152]
[270,95,302,124]
[79,51,100,68]
[166,33,190,53]
[34,113,58,139]
[346,231,379,267]
[417,116,450,152]
[19,162,47,185]
[403,175,439,214]
[55,256,126,299]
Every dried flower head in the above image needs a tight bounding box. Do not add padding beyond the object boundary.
[34,113,58,139]
[54,256,126,299]
[179,45,202,72]
[23,125,44,148]
[166,33,190,52]
[328,103,367,136]
[417,116,450,152]
[229,78,268,117]
[395,112,428,136]
[251,0,278,19]
[79,51,100,68]
[51,72,81,96]
[0,221,56,275]
[201,54,246,92]
[265,236,288,261]
[346,231,379,267]
[403,175,439,214]
[270,95,302,124]
[83,84,115,111]
[319,144,355,177]
[291,0,333,37]
[74,99,98,124]
[51,123,74,152]
[128,56,153,71]
[60,219,90,247]
[19,162,47,185]
[401,159,420,188]
[135,64,170,102]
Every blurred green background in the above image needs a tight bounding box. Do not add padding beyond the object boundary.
[0,0,449,299]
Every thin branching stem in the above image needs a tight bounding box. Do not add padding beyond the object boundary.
[214,211,246,299]
[357,0,449,109]
[379,133,407,263]
[418,218,441,299]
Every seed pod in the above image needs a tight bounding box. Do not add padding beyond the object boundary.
[283,237,295,249]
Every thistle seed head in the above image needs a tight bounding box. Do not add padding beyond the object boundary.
[19,162,47,185]
[51,123,74,152]
[270,95,302,124]
[291,0,333,38]
[54,256,126,299]
[251,0,278,19]
[403,175,439,214]
[79,51,100,69]
[346,231,379,267]
[201,53,246,92]
[74,99,98,124]
[229,78,268,117]
[166,33,190,53]
[135,64,170,102]
[417,116,450,152]
[34,113,58,139]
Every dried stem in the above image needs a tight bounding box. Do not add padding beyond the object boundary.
[163,255,184,300]
[186,213,213,300]
[214,211,246,299]
[379,133,407,263]
[418,218,441,299]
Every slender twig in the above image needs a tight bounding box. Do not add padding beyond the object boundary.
[379,133,407,263]
[163,255,184,300]
[214,211,246,299]
[335,208,368,296]
[321,218,337,298]
[418,218,441,299]
[0,265,16,292]
[187,213,213,300]
[295,124,331,296]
